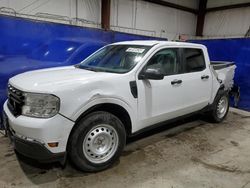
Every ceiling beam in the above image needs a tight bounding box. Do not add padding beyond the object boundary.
[142,0,198,14]
[206,2,250,12]
[101,0,111,30]
[196,0,207,36]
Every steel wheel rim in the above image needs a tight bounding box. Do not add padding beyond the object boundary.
[216,96,228,119]
[83,124,119,164]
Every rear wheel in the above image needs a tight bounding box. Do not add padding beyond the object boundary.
[208,92,229,123]
[68,111,126,172]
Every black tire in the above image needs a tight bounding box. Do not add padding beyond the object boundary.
[68,111,126,172]
[208,91,229,123]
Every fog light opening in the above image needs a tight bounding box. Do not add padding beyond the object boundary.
[48,142,59,147]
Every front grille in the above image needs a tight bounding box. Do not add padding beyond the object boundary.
[7,84,24,116]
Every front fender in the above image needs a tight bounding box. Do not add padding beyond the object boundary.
[69,97,136,129]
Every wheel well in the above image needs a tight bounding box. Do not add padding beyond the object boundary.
[74,103,132,136]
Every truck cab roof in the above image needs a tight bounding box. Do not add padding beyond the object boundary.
[112,40,205,48]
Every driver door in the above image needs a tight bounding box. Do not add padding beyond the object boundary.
[136,48,188,130]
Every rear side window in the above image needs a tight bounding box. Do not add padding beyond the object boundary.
[183,48,205,72]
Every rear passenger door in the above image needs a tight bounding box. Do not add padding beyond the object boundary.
[179,48,212,111]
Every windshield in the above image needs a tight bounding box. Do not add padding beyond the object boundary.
[76,45,151,73]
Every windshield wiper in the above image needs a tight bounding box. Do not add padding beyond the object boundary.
[75,65,123,73]
[75,65,99,72]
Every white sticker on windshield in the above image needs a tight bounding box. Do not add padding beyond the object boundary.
[126,48,145,53]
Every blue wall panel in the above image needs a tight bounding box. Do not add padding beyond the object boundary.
[191,38,250,111]
[0,15,163,115]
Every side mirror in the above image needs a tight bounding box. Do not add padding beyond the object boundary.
[139,68,164,80]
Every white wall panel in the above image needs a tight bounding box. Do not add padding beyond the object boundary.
[207,0,250,8]
[203,7,250,38]
[164,0,198,9]
[111,0,134,28]
[0,0,101,22]
[111,0,197,39]
[0,0,198,38]
[136,1,196,39]
[0,0,9,7]
[0,0,101,27]
[77,0,101,23]
[5,0,74,17]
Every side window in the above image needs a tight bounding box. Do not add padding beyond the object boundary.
[183,48,206,72]
[145,48,179,76]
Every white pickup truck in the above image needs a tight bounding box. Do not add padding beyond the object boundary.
[3,41,236,172]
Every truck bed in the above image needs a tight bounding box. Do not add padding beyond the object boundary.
[211,61,235,70]
[211,61,236,90]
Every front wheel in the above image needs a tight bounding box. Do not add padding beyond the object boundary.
[208,92,229,123]
[68,111,126,172]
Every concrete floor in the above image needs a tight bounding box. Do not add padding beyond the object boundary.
[1,108,250,188]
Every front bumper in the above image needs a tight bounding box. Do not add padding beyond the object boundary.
[12,132,65,163]
[3,101,74,159]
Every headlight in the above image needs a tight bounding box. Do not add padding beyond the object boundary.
[22,93,60,118]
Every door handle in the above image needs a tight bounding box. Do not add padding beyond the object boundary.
[201,75,209,80]
[171,79,182,85]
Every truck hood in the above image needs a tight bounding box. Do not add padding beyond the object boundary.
[9,66,117,93]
